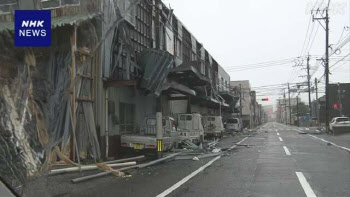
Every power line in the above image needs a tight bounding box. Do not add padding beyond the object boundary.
[300,16,313,56]
[225,57,302,70]
[329,52,350,68]
[306,24,320,52]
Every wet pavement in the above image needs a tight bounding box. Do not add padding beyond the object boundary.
[23,122,350,197]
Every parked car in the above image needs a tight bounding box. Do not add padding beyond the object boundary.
[202,116,224,137]
[121,116,178,151]
[225,118,242,132]
[177,113,205,144]
[329,117,350,135]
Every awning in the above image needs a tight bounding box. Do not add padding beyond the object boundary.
[0,13,99,32]
[168,61,210,87]
[138,49,174,96]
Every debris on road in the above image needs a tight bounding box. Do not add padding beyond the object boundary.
[49,162,137,175]
[211,148,221,153]
[71,153,180,183]
[235,144,255,147]
[175,153,223,161]
[57,135,249,184]
[104,155,146,164]
[207,140,219,150]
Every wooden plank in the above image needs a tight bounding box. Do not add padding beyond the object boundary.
[105,80,137,87]
[77,73,93,80]
[76,97,94,102]
[69,25,77,161]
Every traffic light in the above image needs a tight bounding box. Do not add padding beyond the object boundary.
[333,102,338,110]
[262,97,269,101]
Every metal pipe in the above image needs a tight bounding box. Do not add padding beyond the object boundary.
[105,88,109,158]
[49,162,136,175]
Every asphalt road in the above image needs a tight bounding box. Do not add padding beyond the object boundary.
[23,122,350,197]
[167,122,350,197]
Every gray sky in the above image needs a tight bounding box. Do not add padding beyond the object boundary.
[162,0,350,108]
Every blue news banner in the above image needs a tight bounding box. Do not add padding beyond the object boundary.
[15,10,51,47]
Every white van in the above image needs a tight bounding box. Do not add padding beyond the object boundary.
[177,113,205,143]
[203,116,224,137]
[225,118,242,132]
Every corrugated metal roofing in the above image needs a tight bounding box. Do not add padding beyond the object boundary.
[138,48,174,96]
[0,13,98,32]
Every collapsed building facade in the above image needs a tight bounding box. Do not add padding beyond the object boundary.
[0,0,238,190]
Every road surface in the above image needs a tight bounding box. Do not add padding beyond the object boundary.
[24,122,350,197]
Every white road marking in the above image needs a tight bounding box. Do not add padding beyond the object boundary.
[228,137,248,151]
[277,132,280,136]
[295,172,317,197]
[157,137,248,197]
[279,137,283,141]
[307,134,350,152]
[156,156,221,197]
[283,146,291,155]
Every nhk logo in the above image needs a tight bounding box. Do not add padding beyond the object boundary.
[15,10,51,47]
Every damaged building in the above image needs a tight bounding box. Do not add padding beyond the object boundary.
[0,0,238,191]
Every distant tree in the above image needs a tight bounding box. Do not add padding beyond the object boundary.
[291,102,309,116]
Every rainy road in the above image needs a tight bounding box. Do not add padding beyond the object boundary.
[24,122,350,197]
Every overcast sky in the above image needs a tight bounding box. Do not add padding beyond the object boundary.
[162,0,350,108]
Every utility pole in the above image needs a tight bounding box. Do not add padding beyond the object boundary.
[155,0,163,158]
[325,9,330,132]
[306,55,312,117]
[239,84,242,120]
[278,100,281,123]
[313,3,330,132]
[315,78,319,101]
[288,83,292,125]
[297,95,299,127]
[284,91,287,124]
[315,78,319,126]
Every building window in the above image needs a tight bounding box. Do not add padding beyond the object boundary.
[131,1,151,54]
